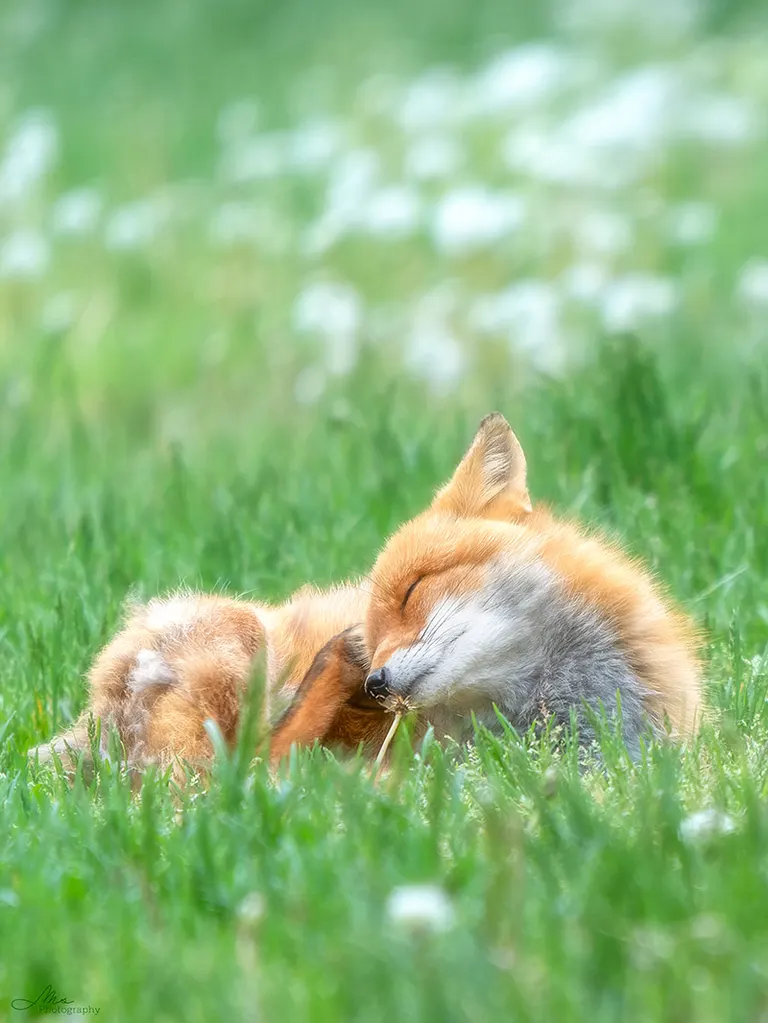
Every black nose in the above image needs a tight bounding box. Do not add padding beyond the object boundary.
[365,667,391,697]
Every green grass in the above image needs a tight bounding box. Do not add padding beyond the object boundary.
[3,0,768,1019]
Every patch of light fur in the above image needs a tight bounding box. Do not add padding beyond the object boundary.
[144,596,202,632]
[129,649,174,691]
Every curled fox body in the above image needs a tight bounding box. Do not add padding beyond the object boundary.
[33,583,385,773]
[364,414,703,753]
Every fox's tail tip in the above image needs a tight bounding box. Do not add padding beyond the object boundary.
[27,724,90,770]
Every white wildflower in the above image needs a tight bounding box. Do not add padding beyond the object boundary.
[679,808,736,843]
[360,185,422,240]
[467,44,569,117]
[236,891,266,926]
[287,119,344,173]
[563,66,679,155]
[294,281,362,338]
[469,280,562,369]
[326,148,380,214]
[684,94,758,146]
[404,135,461,181]
[395,68,463,132]
[559,263,607,304]
[405,324,466,393]
[293,281,362,375]
[51,187,102,236]
[0,109,58,205]
[599,274,679,333]
[737,259,768,308]
[386,884,455,934]
[0,229,50,279]
[572,208,632,256]
[432,186,525,255]
[503,125,630,190]
[104,198,168,251]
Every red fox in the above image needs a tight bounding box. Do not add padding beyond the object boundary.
[362,413,703,753]
[32,583,385,774]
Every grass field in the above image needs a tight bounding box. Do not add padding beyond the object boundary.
[2,0,768,1019]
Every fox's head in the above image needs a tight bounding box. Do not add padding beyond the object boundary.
[364,413,538,711]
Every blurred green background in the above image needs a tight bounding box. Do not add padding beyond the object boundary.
[2,0,768,1019]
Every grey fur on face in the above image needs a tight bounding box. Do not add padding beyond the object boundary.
[381,556,652,755]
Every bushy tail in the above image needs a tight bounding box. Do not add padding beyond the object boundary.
[28,716,92,773]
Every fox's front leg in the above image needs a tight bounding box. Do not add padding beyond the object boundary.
[268,626,370,765]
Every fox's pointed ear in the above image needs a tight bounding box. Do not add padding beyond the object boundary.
[431,413,532,520]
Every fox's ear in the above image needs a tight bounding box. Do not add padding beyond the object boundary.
[431,413,532,520]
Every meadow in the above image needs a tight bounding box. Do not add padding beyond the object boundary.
[1,0,768,1018]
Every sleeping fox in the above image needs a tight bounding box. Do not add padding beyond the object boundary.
[360,413,703,753]
[34,412,703,773]
[31,583,388,774]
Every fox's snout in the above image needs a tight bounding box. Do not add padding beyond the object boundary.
[364,666,391,699]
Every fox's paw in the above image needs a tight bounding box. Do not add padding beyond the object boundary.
[321,625,370,698]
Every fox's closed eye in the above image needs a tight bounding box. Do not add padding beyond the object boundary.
[401,576,424,612]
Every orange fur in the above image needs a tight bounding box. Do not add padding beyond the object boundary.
[32,584,376,774]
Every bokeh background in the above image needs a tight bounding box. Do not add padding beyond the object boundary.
[2,1,768,1018]
[2,0,767,412]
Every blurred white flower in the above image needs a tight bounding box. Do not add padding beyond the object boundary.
[503,125,629,190]
[404,135,461,181]
[216,99,260,145]
[288,119,345,173]
[432,187,525,255]
[559,262,608,304]
[104,198,168,251]
[360,185,422,240]
[563,66,679,155]
[666,201,717,246]
[679,808,736,843]
[0,228,50,279]
[600,274,679,332]
[406,324,465,393]
[293,365,327,405]
[219,133,288,183]
[293,281,362,375]
[684,94,758,146]
[386,884,455,933]
[0,109,58,205]
[737,259,768,308]
[303,148,383,255]
[467,44,569,117]
[326,148,380,214]
[236,891,266,926]
[405,283,466,392]
[470,279,562,369]
[396,68,463,132]
[294,281,362,337]
[572,208,632,256]
[51,187,102,236]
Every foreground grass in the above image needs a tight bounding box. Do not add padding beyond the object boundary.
[2,339,768,1021]
[2,0,768,1019]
